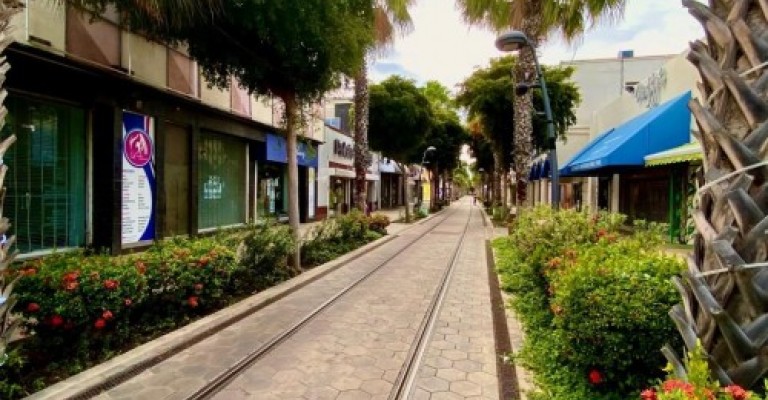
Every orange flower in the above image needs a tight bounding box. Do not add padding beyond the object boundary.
[103,279,119,290]
[135,261,147,275]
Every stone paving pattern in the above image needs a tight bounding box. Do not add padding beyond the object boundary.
[87,201,510,400]
[410,206,499,400]
[213,208,468,400]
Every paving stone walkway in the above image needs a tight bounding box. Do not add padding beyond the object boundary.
[34,199,511,400]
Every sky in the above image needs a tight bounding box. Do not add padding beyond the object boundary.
[370,0,704,92]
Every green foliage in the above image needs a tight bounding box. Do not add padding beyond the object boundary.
[94,0,374,103]
[4,226,298,399]
[301,211,385,268]
[369,75,433,162]
[234,224,297,290]
[457,56,580,155]
[367,213,391,235]
[642,342,764,400]
[493,207,684,399]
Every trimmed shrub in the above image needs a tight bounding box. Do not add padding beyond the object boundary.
[493,206,683,399]
[367,213,391,235]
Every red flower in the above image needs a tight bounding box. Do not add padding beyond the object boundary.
[26,303,40,313]
[194,283,204,292]
[21,267,37,276]
[94,318,106,330]
[49,315,64,328]
[640,389,657,400]
[102,310,114,320]
[662,379,695,396]
[597,229,607,238]
[197,257,210,267]
[62,271,79,282]
[187,296,199,308]
[124,298,133,307]
[724,385,750,400]
[64,281,79,291]
[103,279,119,290]
[588,369,603,385]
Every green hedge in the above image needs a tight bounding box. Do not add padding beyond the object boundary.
[493,207,683,399]
[301,211,386,267]
[2,225,296,398]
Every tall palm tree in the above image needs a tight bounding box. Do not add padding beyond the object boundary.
[456,0,625,205]
[353,0,414,213]
[661,0,768,390]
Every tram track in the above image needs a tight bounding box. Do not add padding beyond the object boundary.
[183,206,473,400]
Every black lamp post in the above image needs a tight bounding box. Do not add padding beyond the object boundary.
[417,146,436,210]
[495,30,560,209]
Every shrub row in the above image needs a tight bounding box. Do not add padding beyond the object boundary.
[493,207,684,399]
[301,211,389,267]
[2,214,388,399]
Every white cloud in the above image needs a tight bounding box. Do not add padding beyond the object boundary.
[371,0,703,90]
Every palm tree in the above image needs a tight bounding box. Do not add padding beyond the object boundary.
[456,0,625,205]
[660,0,768,390]
[0,0,26,365]
[353,0,414,213]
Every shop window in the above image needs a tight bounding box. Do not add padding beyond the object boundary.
[163,124,190,236]
[3,97,86,253]
[258,163,285,218]
[198,132,246,229]
[66,7,120,67]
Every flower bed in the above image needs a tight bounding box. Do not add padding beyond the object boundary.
[493,207,684,399]
[1,217,386,398]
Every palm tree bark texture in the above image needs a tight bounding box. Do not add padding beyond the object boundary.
[513,14,540,206]
[663,0,768,390]
[354,63,371,213]
[0,0,24,364]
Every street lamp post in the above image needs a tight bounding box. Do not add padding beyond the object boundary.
[417,146,436,210]
[495,30,560,210]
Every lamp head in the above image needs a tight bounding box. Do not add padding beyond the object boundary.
[426,146,437,152]
[495,30,530,52]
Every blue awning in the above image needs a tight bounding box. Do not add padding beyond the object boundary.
[528,163,538,181]
[560,91,692,176]
[540,159,551,179]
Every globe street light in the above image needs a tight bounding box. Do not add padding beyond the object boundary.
[495,30,560,209]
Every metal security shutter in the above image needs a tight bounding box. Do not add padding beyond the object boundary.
[3,97,86,253]
[197,132,246,230]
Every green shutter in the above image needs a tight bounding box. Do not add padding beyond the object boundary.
[3,97,86,253]
[198,132,246,229]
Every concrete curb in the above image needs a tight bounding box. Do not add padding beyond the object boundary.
[26,216,441,400]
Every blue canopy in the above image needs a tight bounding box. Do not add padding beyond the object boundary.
[540,159,551,179]
[560,91,691,176]
[528,163,538,181]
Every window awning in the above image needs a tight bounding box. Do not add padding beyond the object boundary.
[560,91,692,176]
[644,142,702,166]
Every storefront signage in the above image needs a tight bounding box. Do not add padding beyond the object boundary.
[266,133,318,168]
[634,67,667,109]
[333,139,354,160]
[121,111,156,245]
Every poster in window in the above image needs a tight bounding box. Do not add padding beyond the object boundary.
[121,111,156,244]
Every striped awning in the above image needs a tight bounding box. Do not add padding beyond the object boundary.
[644,142,702,166]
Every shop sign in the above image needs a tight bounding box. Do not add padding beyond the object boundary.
[333,139,354,159]
[633,67,667,109]
[203,176,223,200]
[121,111,156,244]
[266,133,318,168]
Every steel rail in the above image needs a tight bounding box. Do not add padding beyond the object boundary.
[186,207,465,400]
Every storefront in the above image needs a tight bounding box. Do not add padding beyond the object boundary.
[379,159,403,208]
[260,133,318,223]
[318,126,354,218]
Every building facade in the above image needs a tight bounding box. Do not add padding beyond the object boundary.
[6,3,322,256]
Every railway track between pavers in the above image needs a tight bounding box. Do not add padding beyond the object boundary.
[187,206,473,400]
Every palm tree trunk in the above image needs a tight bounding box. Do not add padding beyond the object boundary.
[353,63,370,213]
[513,16,541,206]
[283,96,301,270]
[664,0,768,390]
[401,162,411,222]
[0,0,25,364]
